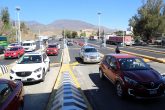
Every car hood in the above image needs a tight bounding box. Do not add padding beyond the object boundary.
[84,52,99,56]
[123,69,162,82]
[12,63,43,72]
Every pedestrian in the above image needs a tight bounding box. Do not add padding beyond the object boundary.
[115,45,120,54]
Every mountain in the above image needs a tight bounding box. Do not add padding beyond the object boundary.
[25,19,115,35]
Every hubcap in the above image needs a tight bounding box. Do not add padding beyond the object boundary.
[117,83,122,97]
[99,70,102,78]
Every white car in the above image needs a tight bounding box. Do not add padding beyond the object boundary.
[22,40,36,52]
[10,52,50,82]
[79,45,100,63]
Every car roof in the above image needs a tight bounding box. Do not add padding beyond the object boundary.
[24,52,44,55]
[105,54,137,59]
[82,45,95,49]
[23,40,35,43]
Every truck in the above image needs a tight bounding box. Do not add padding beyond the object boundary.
[89,36,98,40]
[107,36,134,46]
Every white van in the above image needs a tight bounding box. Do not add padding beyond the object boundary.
[22,40,36,52]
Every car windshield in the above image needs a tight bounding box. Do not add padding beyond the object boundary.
[23,43,31,46]
[118,58,149,70]
[7,48,18,51]
[84,48,97,52]
[18,55,42,64]
[48,45,57,48]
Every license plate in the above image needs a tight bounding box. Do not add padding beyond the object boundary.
[21,77,27,81]
[149,90,157,94]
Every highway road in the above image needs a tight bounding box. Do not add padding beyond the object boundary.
[1,39,165,110]
[68,41,165,110]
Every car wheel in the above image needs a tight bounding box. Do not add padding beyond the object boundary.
[99,69,105,79]
[48,63,50,72]
[17,54,20,59]
[41,70,45,82]
[116,82,124,97]
[18,101,24,110]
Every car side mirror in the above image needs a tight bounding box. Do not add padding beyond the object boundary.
[146,64,151,68]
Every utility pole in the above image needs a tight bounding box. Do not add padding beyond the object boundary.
[16,6,21,44]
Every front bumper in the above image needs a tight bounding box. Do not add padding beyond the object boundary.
[10,71,43,82]
[4,54,18,58]
[125,84,165,98]
[83,57,100,63]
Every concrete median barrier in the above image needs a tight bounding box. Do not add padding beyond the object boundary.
[51,71,87,110]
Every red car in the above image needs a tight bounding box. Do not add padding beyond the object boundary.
[4,46,25,59]
[99,54,165,98]
[46,44,59,55]
[0,79,24,110]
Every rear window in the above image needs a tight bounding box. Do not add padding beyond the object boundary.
[7,48,18,51]
[48,45,57,48]
[23,43,31,46]
[84,48,97,52]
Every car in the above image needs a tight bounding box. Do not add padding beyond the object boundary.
[79,45,100,63]
[4,46,25,59]
[22,40,36,52]
[67,40,73,46]
[46,44,59,55]
[8,43,21,48]
[0,79,24,110]
[0,46,5,54]
[10,52,50,82]
[99,54,165,98]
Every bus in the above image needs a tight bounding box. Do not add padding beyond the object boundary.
[0,36,8,48]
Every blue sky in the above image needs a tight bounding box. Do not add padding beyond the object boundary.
[0,0,152,30]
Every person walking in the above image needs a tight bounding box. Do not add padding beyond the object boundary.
[115,45,120,54]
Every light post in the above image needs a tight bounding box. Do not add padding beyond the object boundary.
[16,7,21,44]
[97,12,101,42]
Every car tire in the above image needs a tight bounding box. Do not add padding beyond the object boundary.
[18,101,24,110]
[41,70,45,82]
[99,69,105,80]
[17,54,20,59]
[116,82,125,98]
[48,63,50,72]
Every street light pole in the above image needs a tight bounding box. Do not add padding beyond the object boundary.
[98,12,101,41]
[16,7,21,44]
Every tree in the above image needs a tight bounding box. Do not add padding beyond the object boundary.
[72,31,78,38]
[0,7,11,35]
[129,0,165,41]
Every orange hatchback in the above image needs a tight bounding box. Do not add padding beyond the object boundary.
[99,54,165,98]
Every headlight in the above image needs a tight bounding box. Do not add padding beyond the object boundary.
[13,52,16,55]
[34,67,42,73]
[10,69,15,74]
[84,55,89,58]
[124,76,138,86]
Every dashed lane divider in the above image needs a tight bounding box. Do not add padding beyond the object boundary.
[51,71,87,110]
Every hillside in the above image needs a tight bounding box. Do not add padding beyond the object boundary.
[25,19,114,36]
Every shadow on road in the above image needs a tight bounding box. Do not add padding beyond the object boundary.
[83,73,165,110]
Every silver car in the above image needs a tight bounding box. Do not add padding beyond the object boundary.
[79,45,100,63]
